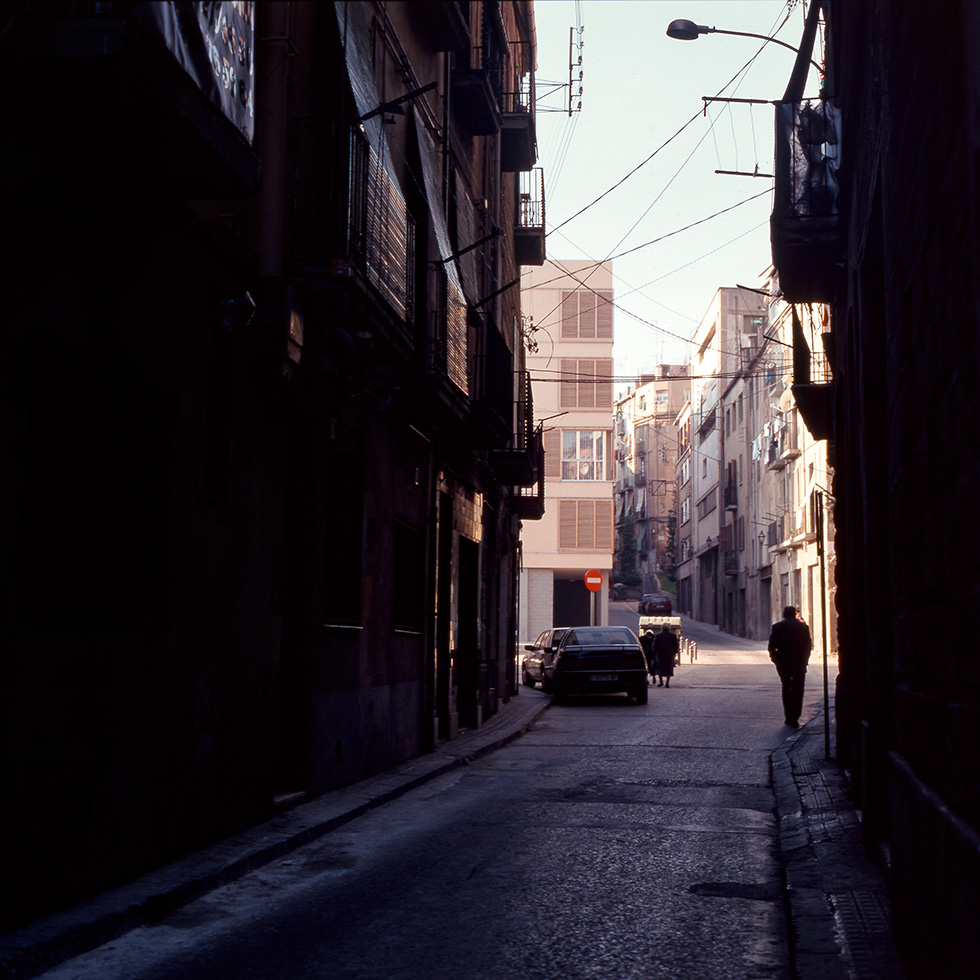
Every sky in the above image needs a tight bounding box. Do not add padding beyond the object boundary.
[527,0,823,385]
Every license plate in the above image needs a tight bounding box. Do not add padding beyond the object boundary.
[589,673,617,682]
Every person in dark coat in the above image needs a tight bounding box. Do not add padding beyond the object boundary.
[768,605,812,727]
[651,623,679,688]
[639,628,655,676]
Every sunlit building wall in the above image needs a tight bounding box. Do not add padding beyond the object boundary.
[519,260,615,640]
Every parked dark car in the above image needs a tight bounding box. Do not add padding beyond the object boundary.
[522,628,569,688]
[543,626,649,704]
[640,593,672,615]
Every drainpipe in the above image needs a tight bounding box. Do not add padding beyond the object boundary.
[256,3,295,368]
[258,3,290,281]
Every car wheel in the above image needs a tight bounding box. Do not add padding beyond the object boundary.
[522,669,536,688]
[633,685,649,705]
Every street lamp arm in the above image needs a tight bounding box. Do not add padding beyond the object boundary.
[709,28,821,71]
[665,19,822,73]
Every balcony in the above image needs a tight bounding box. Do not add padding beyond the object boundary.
[451,69,501,134]
[471,316,514,449]
[451,4,505,135]
[501,72,537,172]
[790,307,833,440]
[724,484,737,510]
[514,168,546,266]
[724,551,738,576]
[766,441,787,470]
[509,428,545,521]
[770,99,842,304]
[488,370,535,482]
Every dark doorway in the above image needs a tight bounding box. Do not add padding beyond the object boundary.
[554,578,591,626]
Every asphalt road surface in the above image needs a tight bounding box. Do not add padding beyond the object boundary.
[39,609,801,980]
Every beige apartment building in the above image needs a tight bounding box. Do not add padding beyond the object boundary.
[613,367,689,592]
[518,260,615,640]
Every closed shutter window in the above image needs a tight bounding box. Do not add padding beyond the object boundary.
[559,359,614,408]
[558,499,614,551]
[560,290,613,339]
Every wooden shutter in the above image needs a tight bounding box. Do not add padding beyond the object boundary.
[579,292,596,338]
[559,358,577,408]
[596,359,613,407]
[576,500,595,549]
[596,291,613,338]
[559,499,577,549]
[577,359,595,408]
[561,291,578,339]
[544,428,561,479]
[595,499,613,550]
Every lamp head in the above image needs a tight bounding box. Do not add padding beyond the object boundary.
[666,19,709,41]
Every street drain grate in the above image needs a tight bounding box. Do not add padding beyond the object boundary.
[689,881,782,901]
[833,890,906,979]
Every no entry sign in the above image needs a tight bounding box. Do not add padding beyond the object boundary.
[584,569,603,592]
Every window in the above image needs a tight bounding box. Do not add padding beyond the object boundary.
[698,323,716,361]
[560,359,614,408]
[560,289,613,339]
[681,459,690,485]
[562,430,606,481]
[656,390,669,404]
[349,133,414,323]
[696,490,717,519]
[681,497,690,524]
[738,394,744,424]
[558,499,614,551]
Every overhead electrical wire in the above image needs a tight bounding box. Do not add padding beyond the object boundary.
[527,4,800,367]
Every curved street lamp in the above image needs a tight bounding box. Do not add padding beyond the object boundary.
[665,19,822,72]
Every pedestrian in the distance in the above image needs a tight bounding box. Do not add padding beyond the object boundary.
[768,605,812,728]
[651,622,679,688]
[639,628,655,678]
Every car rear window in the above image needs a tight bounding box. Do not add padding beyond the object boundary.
[565,628,636,646]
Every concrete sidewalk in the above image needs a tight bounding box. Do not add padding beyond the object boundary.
[773,707,906,980]
[2,684,906,980]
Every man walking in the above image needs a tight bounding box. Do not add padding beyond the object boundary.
[767,606,812,727]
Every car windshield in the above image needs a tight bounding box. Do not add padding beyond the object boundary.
[564,628,635,646]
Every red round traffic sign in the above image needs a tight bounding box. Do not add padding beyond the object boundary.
[584,569,603,592]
